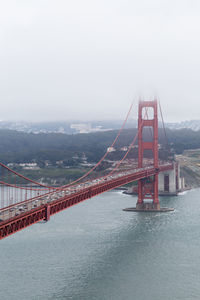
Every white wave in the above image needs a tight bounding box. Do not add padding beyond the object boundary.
[178,191,188,195]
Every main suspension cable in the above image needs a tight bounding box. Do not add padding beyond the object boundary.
[0,100,135,192]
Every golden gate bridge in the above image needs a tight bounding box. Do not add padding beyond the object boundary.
[0,100,174,240]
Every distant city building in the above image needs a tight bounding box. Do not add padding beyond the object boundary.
[58,126,65,133]
[18,163,39,170]
[44,160,51,167]
[107,147,116,153]
[81,153,87,163]
[70,123,92,133]
[56,161,64,165]
[70,123,111,134]
[72,155,79,160]
[120,146,128,151]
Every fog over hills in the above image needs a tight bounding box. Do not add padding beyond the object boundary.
[0,119,199,134]
[166,120,200,131]
[0,120,137,134]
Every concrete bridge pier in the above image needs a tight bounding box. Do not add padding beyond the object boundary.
[158,162,180,196]
[124,164,179,212]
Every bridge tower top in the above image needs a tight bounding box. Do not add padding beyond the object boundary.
[138,99,158,169]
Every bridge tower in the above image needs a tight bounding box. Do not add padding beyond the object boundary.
[136,100,160,210]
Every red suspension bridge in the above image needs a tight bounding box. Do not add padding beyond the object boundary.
[0,100,174,240]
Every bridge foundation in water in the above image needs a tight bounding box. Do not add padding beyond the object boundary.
[123,205,174,212]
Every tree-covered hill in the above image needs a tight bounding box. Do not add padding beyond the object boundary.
[0,127,199,164]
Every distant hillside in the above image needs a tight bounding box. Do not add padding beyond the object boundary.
[0,127,199,164]
[0,120,136,134]
[166,120,200,131]
[1,119,200,134]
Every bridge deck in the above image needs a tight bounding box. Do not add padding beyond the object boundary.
[0,163,173,240]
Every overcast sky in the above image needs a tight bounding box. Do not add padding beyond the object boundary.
[0,0,200,122]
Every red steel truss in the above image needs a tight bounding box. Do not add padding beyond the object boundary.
[0,164,173,240]
[137,100,160,210]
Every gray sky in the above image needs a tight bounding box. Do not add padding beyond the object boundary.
[0,0,200,122]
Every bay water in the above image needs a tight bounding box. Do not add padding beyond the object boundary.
[0,189,200,300]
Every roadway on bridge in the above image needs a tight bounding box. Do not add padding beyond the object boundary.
[0,163,172,222]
